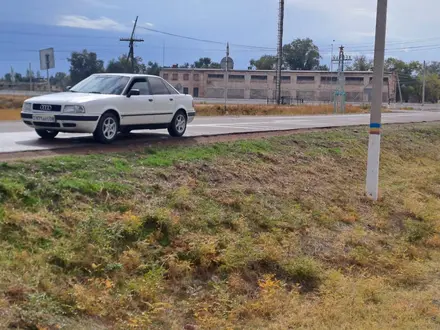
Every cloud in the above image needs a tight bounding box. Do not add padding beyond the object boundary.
[56,15,128,31]
[81,0,120,9]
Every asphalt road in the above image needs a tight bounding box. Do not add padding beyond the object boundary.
[1,111,440,154]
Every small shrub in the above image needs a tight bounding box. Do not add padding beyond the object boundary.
[281,257,323,289]
[404,219,436,243]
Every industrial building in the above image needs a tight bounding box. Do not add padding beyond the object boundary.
[161,68,397,103]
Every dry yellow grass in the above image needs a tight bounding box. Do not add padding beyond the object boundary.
[1,124,440,329]
[195,103,369,116]
[0,95,27,109]
[0,94,372,121]
[0,95,27,121]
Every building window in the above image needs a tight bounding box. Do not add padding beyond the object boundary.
[345,77,364,85]
[208,74,224,79]
[193,87,199,97]
[183,73,189,81]
[229,74,245,80]
[163,73,169,80]
[183,87,189,94]
[251,75,268,81]
[321,77,338,84]
[274,76,291,83]
[172,73,178,81]
[194,74,200,81]
[297,76,315,83]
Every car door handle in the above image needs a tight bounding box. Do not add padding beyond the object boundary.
[148,99,153,102]
[169,98,174,101]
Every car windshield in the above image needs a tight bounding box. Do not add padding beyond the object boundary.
[69,75,130,95]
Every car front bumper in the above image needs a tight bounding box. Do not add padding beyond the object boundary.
[21,112,99,133]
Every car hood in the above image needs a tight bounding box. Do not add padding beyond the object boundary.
[26,92,119,104]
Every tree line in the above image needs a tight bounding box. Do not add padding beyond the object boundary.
[1,38,439,103]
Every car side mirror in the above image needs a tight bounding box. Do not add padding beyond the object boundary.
[127,89,140,98]
[66,86,71,91]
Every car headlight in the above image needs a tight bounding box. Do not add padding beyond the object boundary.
[64,105,85,113]
[22,103,32,112]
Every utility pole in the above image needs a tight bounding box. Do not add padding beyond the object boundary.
[396,72,403,104]
[224,42,229,114]
[332,46,352,113]
[29,63,32,92]
[366,0,388,201]
[120,16,144,73]
[162,42,165,67]
[330,40,335,72]
[276,0,284,104]
[422,60,426,106]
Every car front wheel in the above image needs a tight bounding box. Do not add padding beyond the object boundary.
[35,129,59,140]
[94,112,119,144]
[168,110,187,137]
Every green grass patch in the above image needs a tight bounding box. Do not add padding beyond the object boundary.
[1,123,440,329]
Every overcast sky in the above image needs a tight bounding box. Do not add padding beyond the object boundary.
[1,0,439,74]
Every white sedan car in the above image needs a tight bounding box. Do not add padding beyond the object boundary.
[21,73,196,143]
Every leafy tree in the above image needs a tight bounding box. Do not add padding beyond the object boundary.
[316,64,329,71]
[26,68,34,80]
[250,55,277,70]
[50,72,70,89]
[193,57,221,69]
[4,73,12,82]
[14,73,23,82]
[426,61,440,75]
[424,73,440,103]
[106,55,146,74]
[385,58,422,102]
[68,50,105,85]
[179,62,191,68]
[145,61,160,76]
[346,55,373,71]
[283,38,321,70]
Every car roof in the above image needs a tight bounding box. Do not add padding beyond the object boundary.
[92,73,160,78]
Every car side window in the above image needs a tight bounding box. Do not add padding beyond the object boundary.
[148,77,170,95]
[163,80,180,95]
[129,79,151,95]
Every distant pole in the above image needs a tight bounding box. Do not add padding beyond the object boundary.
[330,40,335,72]
[120,16,144,73]
[366,0,388,201]
[46,54,50,92]
[396,72,403,104]
[29,63,32,92]
[162,42,165,67]
[276,0,284,104]
[422,60,426,106]
[224,42,229,113]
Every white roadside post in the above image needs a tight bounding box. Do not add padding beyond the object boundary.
[366,0,388,200]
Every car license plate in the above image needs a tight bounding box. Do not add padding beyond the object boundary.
[33,114,56,123]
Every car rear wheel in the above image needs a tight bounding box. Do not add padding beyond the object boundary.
[168,110,187,137]
[94,112,119,144]
[35,129,59,140]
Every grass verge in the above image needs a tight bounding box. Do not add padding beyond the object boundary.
[1,124,440,329]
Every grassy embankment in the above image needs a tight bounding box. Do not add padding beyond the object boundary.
[0,94,370,121]
[1,124,440,329]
